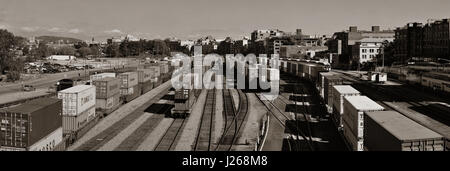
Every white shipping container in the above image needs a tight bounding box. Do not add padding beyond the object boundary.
[332,85,361,119]
[342,96,384,150]
[90,73,116,81]
[58,85,96,116]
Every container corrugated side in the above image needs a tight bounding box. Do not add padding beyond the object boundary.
[0,99,62,149]
[90,73,116,81]
[62,106,96,134]
[364,111,444,151]
[118,72,138,88]
[93,78,120,99]
[96,93,120,110]
[58,85,96,116]
[137,69,152,83]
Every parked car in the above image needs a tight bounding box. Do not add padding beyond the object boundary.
[23,85,36,92]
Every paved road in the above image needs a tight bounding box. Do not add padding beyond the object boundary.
[0,69,97,96]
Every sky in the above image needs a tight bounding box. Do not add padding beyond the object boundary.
[0,0,449,41]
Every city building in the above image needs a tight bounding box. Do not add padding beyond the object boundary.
[394,23,423,63]
[328,26,395,68]
[394,18,450,62]
[280,45,328,59]
[353,37,394,64]
[46,55,76,61]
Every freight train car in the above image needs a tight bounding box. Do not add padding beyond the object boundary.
[171,73,199,118]
[364,111,444,151]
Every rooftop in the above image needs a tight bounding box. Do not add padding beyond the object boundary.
[333,85,360,94]
[344,96,384,111]
[0,98,60,115]
[59,85,94,93]
[365,111,443,141]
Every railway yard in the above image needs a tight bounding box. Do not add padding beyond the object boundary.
[1,58,449,151]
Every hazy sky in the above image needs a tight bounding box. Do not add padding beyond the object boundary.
[0,0,449,40]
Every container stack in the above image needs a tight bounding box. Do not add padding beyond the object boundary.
[58,85,96,136]
[90,72,116,81]
[324,75,343,113]
[342,96,384,151]
[137,69,154,95]
[148,66,161,86]
[92,77,121,115]
[118,72,140,103]
[319,72,337,99]
[364,111,444,151]
[0,98,63,151]
[332,85,360,130]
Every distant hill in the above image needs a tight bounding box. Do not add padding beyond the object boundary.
[36,36,83,44]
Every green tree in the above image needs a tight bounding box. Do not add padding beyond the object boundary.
[105,44,120,57]
[57,46,76,55]
[78,47,91,58]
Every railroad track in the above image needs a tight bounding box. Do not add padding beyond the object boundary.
[154,118,187,151]
[282,74,316,150]
[337,70,450,125]
[73,89,170,151]
[193,89,216,151]
[215,89,249,151]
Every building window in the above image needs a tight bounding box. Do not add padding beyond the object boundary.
[370,49,375,53]
[362,49,367,53]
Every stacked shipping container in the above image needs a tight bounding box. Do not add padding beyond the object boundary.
[0,98,63,151]
[364,111,444,151]
[58,85,96,135]
[342,96,384,151]
[118,72,140,103]
[332,85,361,130]
[93,77,121,113]
[324,75,343,113]
[137,69,154,95]
[90,73,116,81]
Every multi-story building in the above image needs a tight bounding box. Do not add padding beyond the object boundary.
[423,19,450,60]
[250,29,284,42]
[280,45,328,59]
[327,26,395,68]
[394,23,424,63]
[394,19,450,62]
[353,38,394,64]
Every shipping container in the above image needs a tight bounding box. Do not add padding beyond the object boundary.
[28,127,63,151]
[160,63,169,74]
[342,96,384,151]
[364,111,444,151]
[62,106,96,134]
[139,80,154,95]
[92,77,120,99]
[137,69,152,83]
[118,72,138,88]
[122,85,141,103]
[58,85,96,116]
[324,75,343,111]
[0,98,62,149]
[319,72,338,99]
[332,85,361,129]
[376,73,387,83]
[96,93,121,110]
[367,72,378,82]
[90,73,116,81]
[146,66,161,78]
